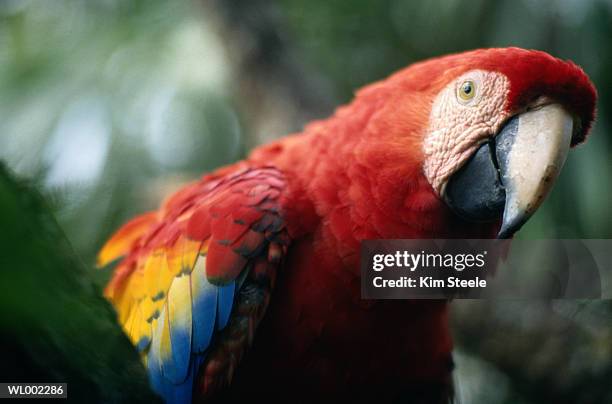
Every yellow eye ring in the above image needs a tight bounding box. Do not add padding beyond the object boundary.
[457,80,476,102]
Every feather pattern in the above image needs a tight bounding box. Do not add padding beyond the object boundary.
[190,254,217,353]
[97,48,599,403]
[99,167,289,403]
[216,281,235,331]
[165,272,192,383]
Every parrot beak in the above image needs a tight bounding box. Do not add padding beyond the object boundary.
[444,102,574,238]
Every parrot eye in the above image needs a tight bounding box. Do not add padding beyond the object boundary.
[457,80,477,103]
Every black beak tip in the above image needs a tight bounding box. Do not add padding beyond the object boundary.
[496,215,528,239]
[496,227,513,239]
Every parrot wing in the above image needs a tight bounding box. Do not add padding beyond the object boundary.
[98,166,289,403]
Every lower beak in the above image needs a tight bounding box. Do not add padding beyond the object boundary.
[444,103,574,238]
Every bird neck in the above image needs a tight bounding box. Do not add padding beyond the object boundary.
[248,103,498,270]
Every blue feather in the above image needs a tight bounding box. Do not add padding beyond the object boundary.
[147,324,173,401]
[148,335,201,404]
[217,281,236,330]
[136,336,151,353]
[191,256,218,353]
[164,274,193,383]
[148,355,194,404]
[168,361,194,404]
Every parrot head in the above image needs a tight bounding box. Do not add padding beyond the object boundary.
[344,47,597,238]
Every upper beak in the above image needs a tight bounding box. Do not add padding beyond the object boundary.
[444,103,574,238]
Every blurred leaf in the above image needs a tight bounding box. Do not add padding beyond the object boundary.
[0,164,159,403]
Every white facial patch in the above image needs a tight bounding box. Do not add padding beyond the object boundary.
[423,70,511,196]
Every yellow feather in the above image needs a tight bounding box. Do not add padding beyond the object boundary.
[167,274,193,333]
[131,303,152,351]
[116,274,140,325]
[123,304,137,343]
[97,211,157,267]
[190,253,208,302]
[152,265,194,381]
[166,236,201,277]
[107,231,208,368]
[141,251,167,324]
[158,302,173,366]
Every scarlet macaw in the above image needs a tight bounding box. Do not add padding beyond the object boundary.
[98,48,596,403]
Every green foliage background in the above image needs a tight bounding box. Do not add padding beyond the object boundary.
[0,0,610,403]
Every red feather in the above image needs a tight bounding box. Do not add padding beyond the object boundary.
[99,47,597,402]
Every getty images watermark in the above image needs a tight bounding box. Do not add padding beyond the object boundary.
[360,239,612,299]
